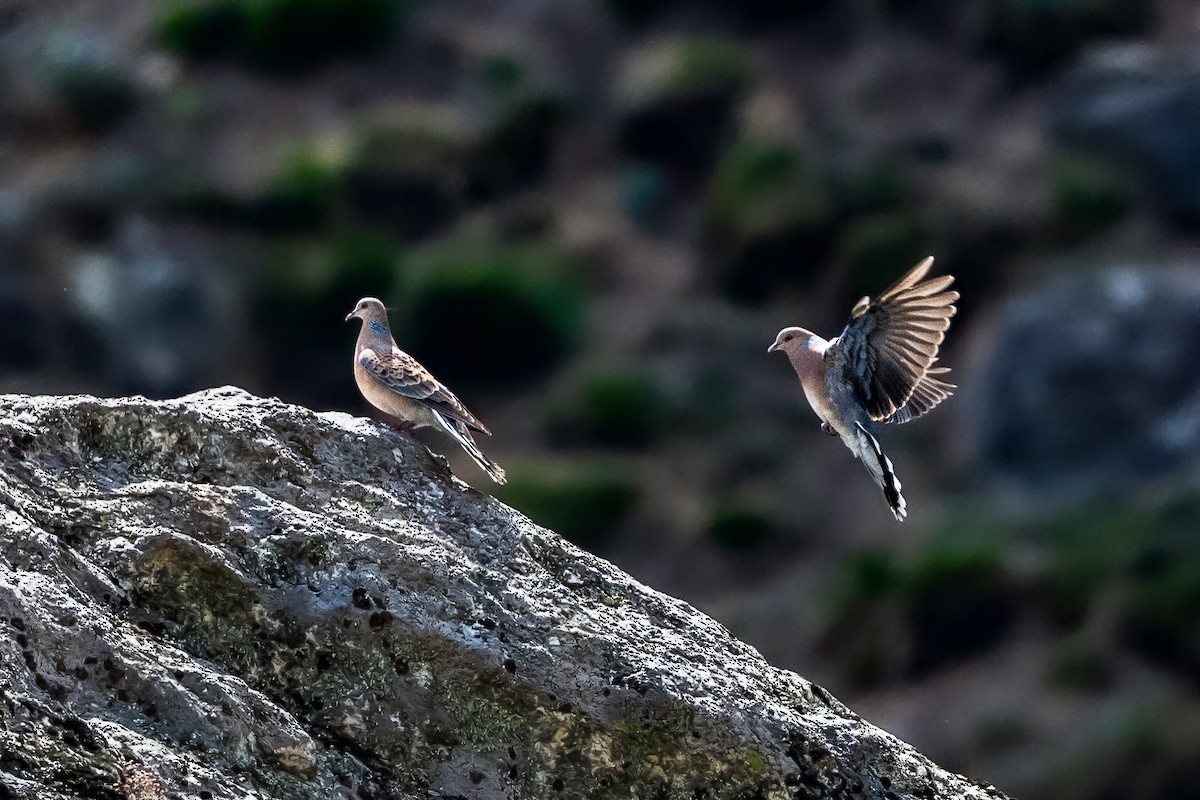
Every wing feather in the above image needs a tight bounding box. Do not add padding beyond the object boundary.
[827,257,958,423]
[884,369,956,425]
[359,348,491,434]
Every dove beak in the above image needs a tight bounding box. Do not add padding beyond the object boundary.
[767,341,780,353]
[345,310,356,322]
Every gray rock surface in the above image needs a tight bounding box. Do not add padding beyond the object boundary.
[969,268,1200,496]
[1047,44,1200,224]
[0,387,1008,800]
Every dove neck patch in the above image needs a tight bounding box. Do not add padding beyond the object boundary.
[368,319,389,336]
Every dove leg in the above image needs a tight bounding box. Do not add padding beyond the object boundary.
[385,419,417,434]
[821,421,840,437]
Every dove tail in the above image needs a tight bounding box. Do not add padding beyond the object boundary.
[851,421,907,521]
[432,410,508,484]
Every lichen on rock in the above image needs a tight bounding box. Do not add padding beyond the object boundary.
[0,387,1009,799]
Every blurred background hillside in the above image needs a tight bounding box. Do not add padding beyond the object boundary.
[3,0,1200,796]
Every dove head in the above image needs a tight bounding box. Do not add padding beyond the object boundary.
[345,297,389,325]
[767,326,817,355]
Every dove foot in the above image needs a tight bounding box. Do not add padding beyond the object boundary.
[821,422,839,438]
[386,419,417,434]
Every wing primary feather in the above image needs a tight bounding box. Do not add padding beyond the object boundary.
[877,256,935,301]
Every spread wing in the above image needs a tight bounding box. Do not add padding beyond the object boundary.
[358,347,491,435]
[883,367,955,425]
[826,256,958,424]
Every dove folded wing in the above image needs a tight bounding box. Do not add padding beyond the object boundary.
[358,348,492,435]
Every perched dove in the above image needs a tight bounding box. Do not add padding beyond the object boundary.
[768,257,958,520]
[346,297,507,484]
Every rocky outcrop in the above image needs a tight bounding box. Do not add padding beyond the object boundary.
[1047,44,1200,225]
[0,388,1007,800]
[968,268,1200,496]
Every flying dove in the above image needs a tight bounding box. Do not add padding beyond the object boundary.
[346,297,507,484]
[768,256,958,520]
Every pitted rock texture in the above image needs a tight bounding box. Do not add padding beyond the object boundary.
[0,388,1009,800]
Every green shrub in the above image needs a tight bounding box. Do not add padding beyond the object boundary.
[257,241,330,343]
[351,118,464,175]
[156,0,406,74]
[830,158,911,217]
[399,241,585,389]
[254,233,402,399]
[706,499,772,552]
[545,367,667,450]
[242,0,400,71]
[708,141,827,239]
[253,241,348,394]
[1123,541,1200,673]
[480,52,526,96]
[904,536,1004,601]
[1041,503,1143,627]
[665,37,753,98]
[496,461,639,549]
[830,533,1008,617]
[157,0,243,59]
[468,93,568,202]
[465,53,570,200]
[617,37,754,177]
[342,119,467,240]
[325,231,403,301]
[261,233,401,316]
[837,212,929,300]
[168,145,342,233]
[826,610,907,690]
[904,535,1015,677]
[705,140,832,302]
[829,550,901,615]
[826,533,1014,680]
[252,147,342,232]
[1049,150,1131,241]
[1040,488,1200,679]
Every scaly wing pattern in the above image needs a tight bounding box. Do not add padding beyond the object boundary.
[358,348,492,435]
